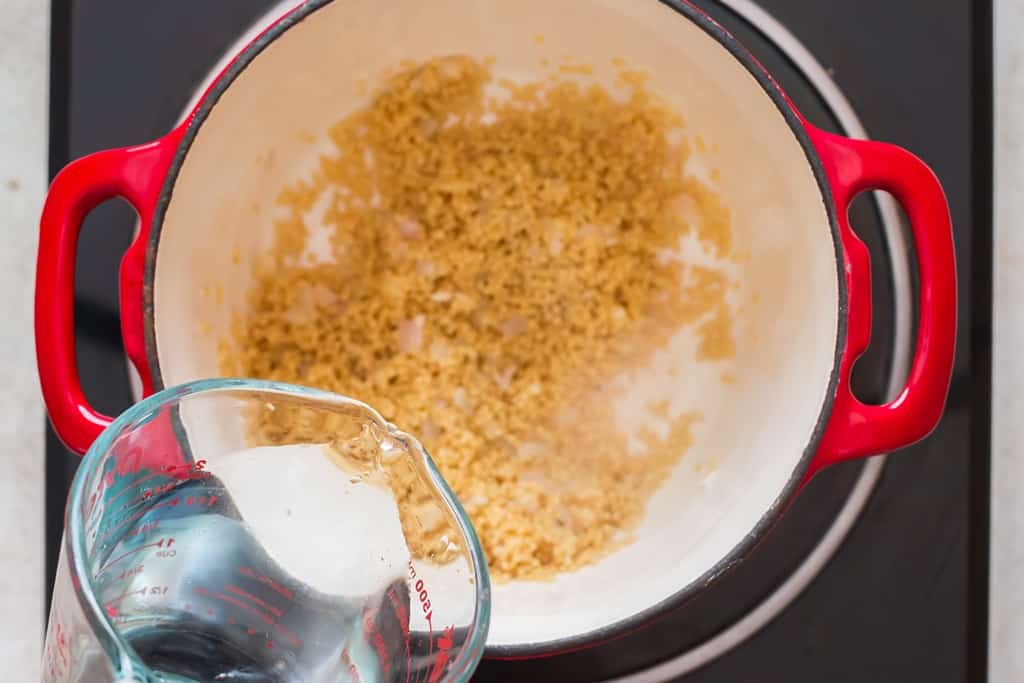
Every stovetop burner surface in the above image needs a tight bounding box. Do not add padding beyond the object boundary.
[46,1,988,681]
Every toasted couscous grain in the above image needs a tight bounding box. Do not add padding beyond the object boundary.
[222,55,735,580]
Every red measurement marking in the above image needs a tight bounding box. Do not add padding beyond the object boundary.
[96,456,208,515]
[95,510,146,544]
[124,480,176,509]
[387,585,409,629]
[163,460,210,481]
[44,621,71,681]
[427,625,456,683]
[54,621,68,668]
[194,587,302,650]
[195,587,276,627]
[97,538,171,573]
[361,609,391,676]
[341,649,363,683]
[124,521,160,539]
[111,472,164,507]
[224,584,284,617]
[386,585,412,683]
[273,622,302,649]
[371,631,390,676]
[112,564,144,583]
[237,566,294,600]
[95,498,180,545]
[103,584,162,609]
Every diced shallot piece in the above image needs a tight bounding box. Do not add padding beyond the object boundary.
[494,364,518,392]
[397,315,426,352]
[395,215,424,240]
[500,314,528,338]
[453,387,475,413]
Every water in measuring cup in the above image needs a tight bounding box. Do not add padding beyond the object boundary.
[88,445,418,683]
[45,384,487,683]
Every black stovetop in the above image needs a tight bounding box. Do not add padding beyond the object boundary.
[45,1,991,681]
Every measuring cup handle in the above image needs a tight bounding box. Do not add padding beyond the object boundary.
[36,136,180,455]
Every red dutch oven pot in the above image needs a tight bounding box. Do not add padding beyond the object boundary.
[35,0,956,657]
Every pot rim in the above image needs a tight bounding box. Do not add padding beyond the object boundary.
[141,0,846,657]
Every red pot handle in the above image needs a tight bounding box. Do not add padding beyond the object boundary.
[36,134,181,455]
[806,127,957,477]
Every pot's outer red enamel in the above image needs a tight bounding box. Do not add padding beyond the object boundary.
[34,0,957,658]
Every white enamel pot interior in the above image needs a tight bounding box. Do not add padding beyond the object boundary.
[47,0,948,658]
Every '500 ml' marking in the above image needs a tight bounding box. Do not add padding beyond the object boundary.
[407,561,433,624]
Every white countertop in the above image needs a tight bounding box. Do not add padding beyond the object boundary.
[0,0,47,677]
[0,0,1020,680]
[991,0,1024,680]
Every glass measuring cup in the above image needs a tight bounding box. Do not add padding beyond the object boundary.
[43,379,490,683]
